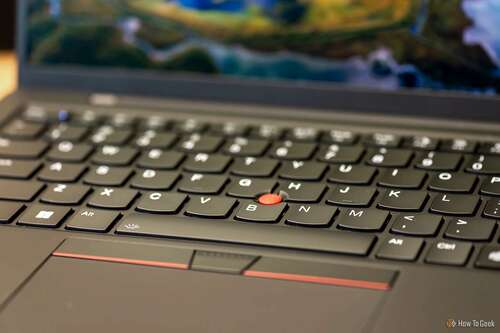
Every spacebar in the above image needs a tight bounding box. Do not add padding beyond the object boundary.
[116,214,376,256]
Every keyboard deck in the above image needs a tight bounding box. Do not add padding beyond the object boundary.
[1,104,500,270]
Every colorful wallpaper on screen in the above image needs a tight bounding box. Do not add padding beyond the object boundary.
[27,0,500,94]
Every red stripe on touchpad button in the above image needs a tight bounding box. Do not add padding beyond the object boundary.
[52,238,193,270]
[244,270,391,291]
[53,252,189,270]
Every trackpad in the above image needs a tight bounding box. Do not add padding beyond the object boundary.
[0,250,386,333]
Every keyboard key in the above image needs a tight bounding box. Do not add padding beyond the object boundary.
[285,127,320,142]
[270,141,316,160]
[185,196,237,218]
[2,119,45,139]
[172,119,206,134]
[210,122,248,137]
[475,245,500,270]
[483,198,500,219]
[0,180,44,201]
[478,142,500,155]
[84,166,132,186]
[138,116,170,131]
[0,159,41,179]
[65,209,121,232]
[136,192,187,214]
[326,186,376,207]
[250,124,283,140]
[40,184,91,205]
[404,136,439,151]
[328,164,376,185]
[178,174,227,194]
[377,168,426,189]
[71,110,102,126]
[376,236,424,261]
[87,188,138,209]
[38,162,86,182]
[391,214,442,236]
[317,145,364,164]
[91,146,138,166]
[230,157,279,177]
[430,194,480,216]
[0,202,24,224]
[0,138,48,159]
[285,204,336,227]
[235,201,286,223]
[415,152,462,171]
[89,126,132,145]
[226,178,276,199]
[465,155,500,175]
[279,182,326,203]
[364,133,401,148]
[440,138,477,153]
[444,218,496,241]
[480,176,500,196]
[118,213,376,256]
[177,134,223,153]
[137,116,169,131]
[428,172,476,193]
[366,149,413,167]
[137,149,185,170]
[138,116,170,130]
[18,205,72,228]
[377,190,428,211]
[130,170,179,190]
[278,161,327,180]
[45,123,88,142]
[183,153,232,174]
[321,130,358,145]
[133,131,177,149]
[222,137,269,156]
[22,105,51,123]
[109,113,136,128]
[336,208,389,231]
[47,141,93,162]
[425,241,472,266]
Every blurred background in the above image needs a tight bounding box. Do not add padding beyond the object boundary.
[0,0,16,99]
[0,0,15,50]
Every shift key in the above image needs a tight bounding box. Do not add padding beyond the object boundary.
[0,138,48,159]
[0,180,44,201]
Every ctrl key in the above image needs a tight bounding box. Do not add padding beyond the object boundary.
[425,241,472,266]
[476,246,500,270]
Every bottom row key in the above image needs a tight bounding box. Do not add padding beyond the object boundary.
[376,236,424,261]
[65,208,121,232]
[425,240,472,266]
[18,205,72,228]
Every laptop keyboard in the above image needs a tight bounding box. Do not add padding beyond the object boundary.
[1,105,500,270]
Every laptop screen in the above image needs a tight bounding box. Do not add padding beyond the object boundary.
[25,0,500,95]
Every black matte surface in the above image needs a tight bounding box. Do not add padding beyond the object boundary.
[0,257,384,333]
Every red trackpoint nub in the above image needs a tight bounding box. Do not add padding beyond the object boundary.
[258,193,283,205]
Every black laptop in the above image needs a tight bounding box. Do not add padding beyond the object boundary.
[0,0,499,332]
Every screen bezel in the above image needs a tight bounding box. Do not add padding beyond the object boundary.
[16,0,500,122]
